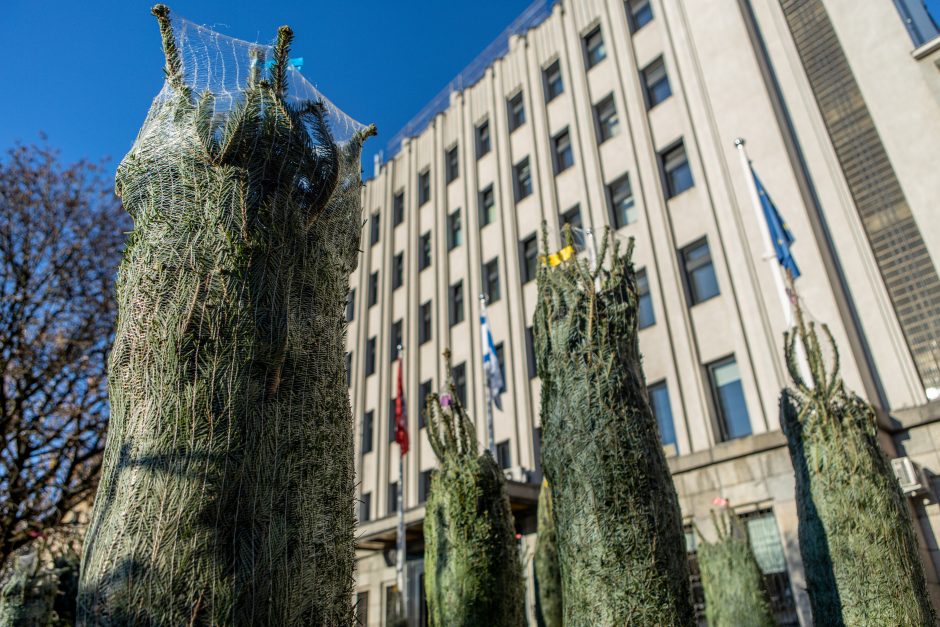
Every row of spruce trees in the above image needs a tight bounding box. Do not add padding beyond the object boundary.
[3,5,934,626]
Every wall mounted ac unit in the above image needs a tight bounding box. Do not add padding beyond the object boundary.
[892,456,931,497]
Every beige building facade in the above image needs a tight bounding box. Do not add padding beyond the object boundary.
[346,0,940,624]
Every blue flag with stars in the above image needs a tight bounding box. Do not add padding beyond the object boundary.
[752,168,800,279]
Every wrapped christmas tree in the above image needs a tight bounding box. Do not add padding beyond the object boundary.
[534,479,562,627]
[534,227,692,626]
[695,507,774,627]
[781,309,935,626]
[423,351,524,627]
[78,6,374,624]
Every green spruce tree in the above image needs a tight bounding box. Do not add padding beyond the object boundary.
[78,6,374,625]
[781,305,936,626]
[0,555,60,627]
[534,228,692,626]
[534,479,562,627]
[695,508,774,627]
[423,351,525,627]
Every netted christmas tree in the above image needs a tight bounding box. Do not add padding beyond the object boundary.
[695,508,774,627]
[534,227,692,626]
[0,555,60,627]
[423,351,524,627]
[534,479,562,627]
[780,306,935,626]
[78,6,374,625]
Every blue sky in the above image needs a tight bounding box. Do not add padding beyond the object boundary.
[2,0,535,172]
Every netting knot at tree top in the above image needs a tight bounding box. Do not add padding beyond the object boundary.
[78,6,374,625]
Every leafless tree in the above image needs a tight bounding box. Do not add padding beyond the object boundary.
[0,141,127,566]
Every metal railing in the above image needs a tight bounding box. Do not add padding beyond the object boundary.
[381,0,556,165]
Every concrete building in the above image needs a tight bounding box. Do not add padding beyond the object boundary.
[346,0,940,624]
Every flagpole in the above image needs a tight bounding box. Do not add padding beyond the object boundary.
[734,138,812,385]
[480,294,497,458]
[395,344,406,621]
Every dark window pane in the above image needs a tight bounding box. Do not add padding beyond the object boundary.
[387,482,398,515]
[390,320,402,362]
[370,212,380,245]
[608,175,636,228]
[483,258,501,304]
[496,440,512,469]
[627,0,653,32]
[662,142,694,198]
[365,337,376,376]
[449,281,464,326]
[359,493,371,524]
[508,92,526,132]
[419,232,432,271]
[682,239,719,304]
[637,268,655,328]
[525,326,537,380]
[393,191,405,226]
[362,410,374,453]
[356,591,369,627]
[642,57,671,108]
[648,381,676,449]
[418,379,433,428]
[476,120,491,158]
[521,234,538,284]
[392,252,404,289]
[495,342,507,393]
[419,301,432,345]
[560,204,582,234]
[418,469,433,503]
[553,128,574,174]
[446,145,459,183]
[448,209,463,250]
[418,170,431,206]
[345,351,352,388]
[346,288,356,322]
[595,94,620,143]
[368,272,379,307]
[514,157,533,202]
[453,362,467,406]
[479,186,496,227]
[709,357,751,440]
[584,26,607,68]
[544,60,564,101]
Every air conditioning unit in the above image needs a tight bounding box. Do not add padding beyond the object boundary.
[503,466,526,483]
[892,456,931,497]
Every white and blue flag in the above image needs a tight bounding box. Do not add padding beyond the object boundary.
[480,306,504,411]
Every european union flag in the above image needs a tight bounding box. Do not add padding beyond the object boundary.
[752,168,800,279]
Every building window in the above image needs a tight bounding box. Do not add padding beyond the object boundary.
[419,301,432,345]
[417,169,431,206]
[642,57,672,109]
[369,211,380,245]
[661,141,694,198]
[384,585,401,626]
[513,157,533,202]
[345,351,352,388]
[393,190,405,226]
[627,0,653,32]
[392,252,404,289]
[446,145,460,184]
[388,398,398,443]
[543,59,564,102]
[449,281,464,326]
[637,268,655,329]
[419,379,433,428]
[346,288,355,322]
[560,204,582,234]
[368,271,379,307]
[483,258,501,304]
[584,25,607,68]
[708,356,751,441]
[681,238,720,305]
[479,185,496,227]
[448,209,463,250]
[594,94,620,143]
[387,481,398,515]
[608,174,637,229]
[893,0,940,47]
[476,119,491,158]
[520,233,538,284]
[648,381,676,450]
[525,326,537,379]
[507,91,526,132]
[453,362,467,406]
[419,469,433,503]
[358,493,371,524]
[390,319,402,362]
[355,591,369,627]
[495,342,507,393]
[740,510,799,624]
[362,410,374,454]
[552,128,574,174]
[419,232,432,271]
[365,337,376,376]
[496,440,512,469]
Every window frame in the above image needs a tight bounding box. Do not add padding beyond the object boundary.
[417,169,431,206]
[419,300,432,345]
[637,267,655,329]
[393,190,405,226]
[681,237,720,305]
[627,0,653,33]
[543,59,564,102]
[647,379,677,450]
[346,288,356,322]
[479,185,496,227]
[520,233,538,284]
[552,127,574,174]
[607,174,637,229]
[594,93,620,143]
[475,119,491,158]
[359,492,371,523]
[449,280,464,327]
[392,252,404,290]
[707,355,752,442]
[365,336,376,376]
[583,25,607,69]
[445,144,460,184]
[560,204,582,233]
[362,410,374,454]
[453,362,467,406]
[660,140,694,198]
[419,231,432,271]
[642,56,672,109]
[368,271,379,308]
[483,257,501,304]
[447,208,463,250]
[369,211,380,245]
[507,91,526,133]
[513,157,533,202]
